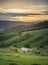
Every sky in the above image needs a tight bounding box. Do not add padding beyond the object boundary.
[0,0,48,13]
[0,0,48,22]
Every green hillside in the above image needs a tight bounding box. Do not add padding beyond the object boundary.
[0,29,48,48]
[0,29,48,65]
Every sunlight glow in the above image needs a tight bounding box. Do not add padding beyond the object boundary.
[7,8,35,13]
[7,8,25,13]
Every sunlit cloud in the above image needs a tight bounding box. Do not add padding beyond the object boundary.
[7,9,24,13]
[0,7,7,13]
[7,8,40,13]
[0,0,48,13]
[0,7,47,14]
[10,15,48,22]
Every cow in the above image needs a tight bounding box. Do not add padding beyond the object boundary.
[10,46,18,53]
[21,47,32,54]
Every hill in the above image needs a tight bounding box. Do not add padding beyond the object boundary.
[0,20,48,33]
[0,20,35,31]
[1,20,48,32]
[0,29,48,48]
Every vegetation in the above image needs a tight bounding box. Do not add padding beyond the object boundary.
[0,53,48,65]
[0,29,48,48]
[0,20,48,65]
[8,20,48,32]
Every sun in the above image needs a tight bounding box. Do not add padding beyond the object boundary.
[7,8,24,13]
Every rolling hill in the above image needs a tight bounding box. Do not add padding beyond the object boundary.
[0,20,48,33]
[9,20,48,32]
[0,29,48,48]
[0,20,35,30]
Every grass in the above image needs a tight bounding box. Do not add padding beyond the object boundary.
[0,29,48,65]
[0,52,48,65]
[0,29,48,48]
[0,32,18,42]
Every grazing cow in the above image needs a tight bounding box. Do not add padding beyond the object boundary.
[10,46,18,53]
[21,47,32,54]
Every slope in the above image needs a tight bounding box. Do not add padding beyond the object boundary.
[0,29,48,48]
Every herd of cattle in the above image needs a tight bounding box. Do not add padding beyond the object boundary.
[10,46,40,54]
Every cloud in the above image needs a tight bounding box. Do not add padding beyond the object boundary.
[0,7,7,13]
[41,11,48,14]
[10,15,48,22]
[0,12,48,22]
[0,12,11,20]
[0,0,48,9]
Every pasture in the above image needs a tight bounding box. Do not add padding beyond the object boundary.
[0,29,48,65]
[0,52,48,65]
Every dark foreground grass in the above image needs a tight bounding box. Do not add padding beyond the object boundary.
[0,52,48,65]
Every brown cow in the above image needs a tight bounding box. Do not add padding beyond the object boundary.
[10,46,18,53]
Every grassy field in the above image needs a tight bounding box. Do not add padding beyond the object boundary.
[0,52,48,65]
